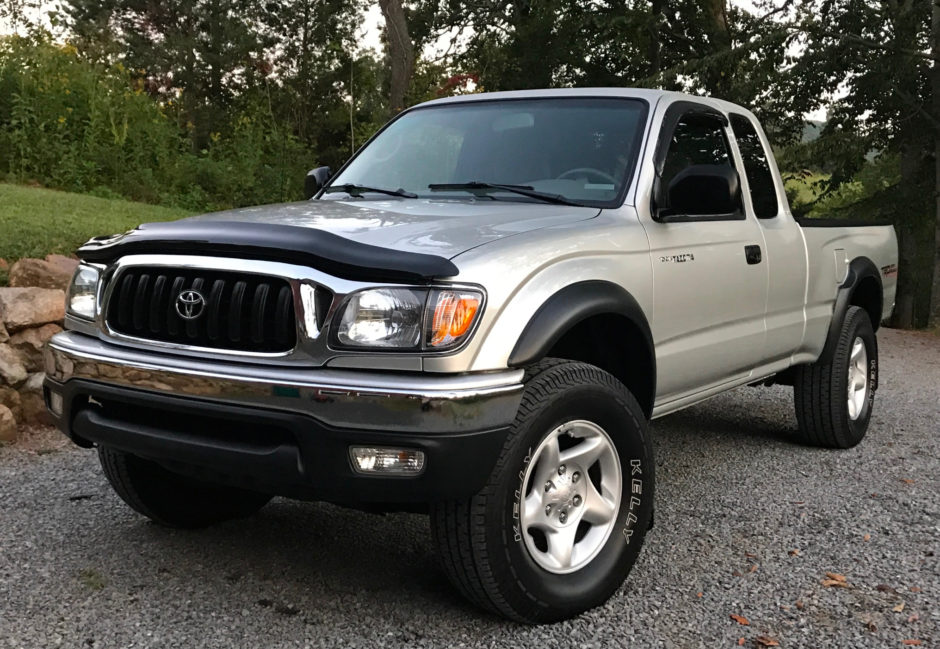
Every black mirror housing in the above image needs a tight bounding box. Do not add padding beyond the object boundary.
[658,164,741,221]
[304,166,332,199]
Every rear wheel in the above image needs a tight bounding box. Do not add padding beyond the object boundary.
[98,446,272,528]
[430,359,654,623]
[794,306,878,448]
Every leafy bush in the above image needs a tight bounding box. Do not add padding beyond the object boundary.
[0,35,308,211]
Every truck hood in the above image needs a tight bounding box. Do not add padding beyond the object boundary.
[186,198,601,259]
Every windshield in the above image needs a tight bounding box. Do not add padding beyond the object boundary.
[325,97,648,207]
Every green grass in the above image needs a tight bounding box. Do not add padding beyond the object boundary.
[784,171,829,205]
[0,183,193,265]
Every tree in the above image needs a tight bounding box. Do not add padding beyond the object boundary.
[61,0,273,150]
[0,0,40,34]
[773,0,936,328]
[379,0,415,116]
[931,0,940,325]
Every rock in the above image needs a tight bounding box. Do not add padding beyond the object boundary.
[0,404,16,442]
[19,390,51,426]
[0,319,7,344]
[9,257,76,291]
[18,373,52,426]
[0,386,21,420]
[0,344,28,387]
[45,254,80,276]
[8,324,62,372]
[0,287,66,332]
[21,372,45,393]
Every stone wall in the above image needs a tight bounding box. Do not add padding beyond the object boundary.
[0,255,78,442]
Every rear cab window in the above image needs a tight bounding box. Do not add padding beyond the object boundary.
[729,114,780,219]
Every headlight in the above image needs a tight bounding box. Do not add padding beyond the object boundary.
[66,264,100,320]
[337,288,425,348]
[334,287,483,351]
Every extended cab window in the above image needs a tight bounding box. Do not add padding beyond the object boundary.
[660,115,733,189]
[655,111,742,220]
[729,114,780,219]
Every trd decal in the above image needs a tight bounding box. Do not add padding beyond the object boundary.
[881,264,898,278]
[660,253,695,263]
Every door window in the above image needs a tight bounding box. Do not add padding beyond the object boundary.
[660,116,733,190]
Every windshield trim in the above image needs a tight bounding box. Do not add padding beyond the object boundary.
[318,95,651,209]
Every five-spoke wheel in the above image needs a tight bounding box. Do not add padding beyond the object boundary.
[846,336,868,421]
[520,420,621,574]
[795,305,878,448]
[431,359,654,623]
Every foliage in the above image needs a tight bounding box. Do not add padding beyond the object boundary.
[0,0,937,326]
[770,0,936,327]
[0,35,317,210]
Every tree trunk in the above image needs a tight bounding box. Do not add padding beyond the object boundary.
[931,0,940,326]
[378,0,414,117]
[299,1,311,142]
[703,0,732,98]
[648,0,663,79]
[891,135,934,329]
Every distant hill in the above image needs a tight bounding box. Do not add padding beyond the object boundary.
[802,120,826,143]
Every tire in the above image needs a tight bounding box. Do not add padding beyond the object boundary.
[430,359,654,623]
[98,446,272,529]
[794,306,878,448]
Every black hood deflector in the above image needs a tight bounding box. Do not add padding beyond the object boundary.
[77,220,459,283]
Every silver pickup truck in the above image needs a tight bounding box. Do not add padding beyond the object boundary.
[44,88,898,623]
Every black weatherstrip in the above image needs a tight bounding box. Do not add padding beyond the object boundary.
[77,220,459,283]
[794,217,892,228]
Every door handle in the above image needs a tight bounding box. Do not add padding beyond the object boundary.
[744,245,762,265]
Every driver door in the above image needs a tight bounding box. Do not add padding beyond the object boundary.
[642,104,769,403]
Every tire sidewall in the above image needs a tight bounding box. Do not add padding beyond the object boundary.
[835,309,877,444]
[486,370,654,619]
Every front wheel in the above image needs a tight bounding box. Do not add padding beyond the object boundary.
[430,360,654,623]
[794,306,878,448]
[98,446,272,529]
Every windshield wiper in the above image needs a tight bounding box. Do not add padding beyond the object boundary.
[324,184,417,198]
[428,181,582,206]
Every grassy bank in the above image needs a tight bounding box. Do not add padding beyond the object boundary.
[0,183,192,270]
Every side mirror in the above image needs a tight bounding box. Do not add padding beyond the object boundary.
[656,164,741,222]
[304,166,332,199]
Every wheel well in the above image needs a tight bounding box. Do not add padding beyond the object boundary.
[544,313,655,419]
[851,276,882,331]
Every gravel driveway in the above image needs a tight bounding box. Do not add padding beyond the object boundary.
[1,328,937,648]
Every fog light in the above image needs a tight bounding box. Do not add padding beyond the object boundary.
[47,390,64,417]
[349,447,426,475]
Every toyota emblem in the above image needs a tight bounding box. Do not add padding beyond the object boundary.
[176,289,207,320]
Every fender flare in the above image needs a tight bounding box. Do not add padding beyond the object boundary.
[507,281,656,414]
[822,256,883,361]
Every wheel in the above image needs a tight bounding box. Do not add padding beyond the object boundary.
[98,446,272,529]
[430,359,654,623]
[794,306,878,448]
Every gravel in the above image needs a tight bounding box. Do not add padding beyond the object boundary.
[1,328,937,648]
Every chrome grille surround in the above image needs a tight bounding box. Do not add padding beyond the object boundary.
[73,254,480,368]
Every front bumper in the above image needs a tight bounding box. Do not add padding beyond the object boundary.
[43,332,524,503]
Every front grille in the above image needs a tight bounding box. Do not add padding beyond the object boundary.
[105,267,297,353]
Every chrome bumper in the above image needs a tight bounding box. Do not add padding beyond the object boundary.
[44,331,524,434]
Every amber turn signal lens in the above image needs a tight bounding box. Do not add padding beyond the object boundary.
[428,290,481,348]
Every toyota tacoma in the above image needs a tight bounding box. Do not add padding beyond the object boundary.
[44,89,898,623]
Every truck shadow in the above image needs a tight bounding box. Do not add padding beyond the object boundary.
[80,385,807,630]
